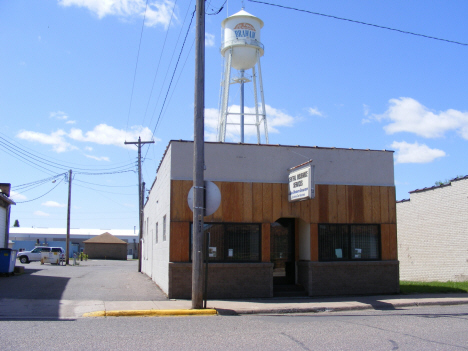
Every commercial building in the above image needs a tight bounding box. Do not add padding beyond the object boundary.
[84,232,128,260]
[9,227,138,258]
[397,176,468,281]
[142,140,399,298]
[0,183,15,249]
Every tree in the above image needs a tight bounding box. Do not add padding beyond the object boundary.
[13,219,20,227]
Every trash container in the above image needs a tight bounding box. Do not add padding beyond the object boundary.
[0,248,17,276]
[41,251,60,265]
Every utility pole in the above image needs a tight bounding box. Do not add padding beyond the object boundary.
[66,169,72,265]
[125,137,154,272]
[192,0,205,309]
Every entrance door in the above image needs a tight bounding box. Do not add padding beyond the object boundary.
[270,218,295,285]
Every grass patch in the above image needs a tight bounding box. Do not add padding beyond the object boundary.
[400,281,468,294]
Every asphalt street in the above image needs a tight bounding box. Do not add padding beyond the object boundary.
[1,305,468,350]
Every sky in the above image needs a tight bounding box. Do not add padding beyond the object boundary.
[1,0,467,230]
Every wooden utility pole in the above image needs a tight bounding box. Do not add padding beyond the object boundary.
[125,137,154,272]
[192,0,205,309]
[66,169,72,265]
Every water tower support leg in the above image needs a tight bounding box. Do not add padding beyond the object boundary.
[252,65,261,144]
[257,51,269,144]
[219,50,232,142]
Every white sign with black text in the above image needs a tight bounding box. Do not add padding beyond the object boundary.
[288,164,315,202]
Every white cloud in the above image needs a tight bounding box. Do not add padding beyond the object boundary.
[66,120,76,124]
[375,97,468,139]
[17,124,158,152]
[10,191,27,201]
[391,141,446,164]
[69,124,157,149]
[205,33,215,47]
[85,154,110,162]
[58,0,177,29]
[204,104,296,142]
[50,111,69,121]
[42,201,66,208]
[85,146,93,151]
[307,107,323,117]
[16,129,77,153]
[34,210,50,217]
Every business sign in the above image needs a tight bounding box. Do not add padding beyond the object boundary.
[288,163,314,202]
[234,22,256,39]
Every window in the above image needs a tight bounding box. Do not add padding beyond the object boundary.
[190,223,261,262]
[318,224,380,261]
[163,215,167,241]
[155,222,159,243]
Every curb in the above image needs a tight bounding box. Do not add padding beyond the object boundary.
[83,309,218,317]
[226,299,468,315]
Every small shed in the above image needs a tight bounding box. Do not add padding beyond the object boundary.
[84,232,127,260]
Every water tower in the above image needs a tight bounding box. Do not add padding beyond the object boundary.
[217,9,269,144]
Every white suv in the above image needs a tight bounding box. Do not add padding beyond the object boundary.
[17,246,65,264]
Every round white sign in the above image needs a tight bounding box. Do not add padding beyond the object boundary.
[187,181,221,216]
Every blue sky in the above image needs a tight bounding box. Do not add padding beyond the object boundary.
[1,0,467,230]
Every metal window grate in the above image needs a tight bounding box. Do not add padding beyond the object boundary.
[190,223,261,262]
[319,224,380,261]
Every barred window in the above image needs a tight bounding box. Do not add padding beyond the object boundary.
[190,223,261,262]
[318,224,380,261]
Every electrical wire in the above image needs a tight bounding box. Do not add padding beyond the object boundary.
[141,0,179,127]
[206,0,227,15]
[15,177,65,203]
[13,174,65,189]
[125,0,150,135]
[74,169,135,176]
[72,182,136,196]
[150,8,196,137]
[147,2,195,131]
[248,0,468,47]
[73,179,138,188]
[0,134,136,172]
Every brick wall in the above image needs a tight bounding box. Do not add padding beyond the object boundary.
[397,177,468,281]
[298,261,399,296]
[168,262,273,299]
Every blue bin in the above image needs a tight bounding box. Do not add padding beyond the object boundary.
[0,249,17,276]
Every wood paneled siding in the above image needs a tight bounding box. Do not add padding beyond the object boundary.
[170,180,397,262]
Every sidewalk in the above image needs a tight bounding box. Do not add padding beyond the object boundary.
[2,293,468,319]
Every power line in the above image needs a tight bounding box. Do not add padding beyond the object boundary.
[206,0,227,15]
[74,169,135,176]
[151,8,196,137]
[0,131,135,170]
[126,0,151,134]
[15,177,65,203]
[147,3,195,131]
[141,0,179,127]
[248,0,468,47]
[13,174,65,189]
[73,182,136,195]
[73,179,138,188]
[0,135,135,172]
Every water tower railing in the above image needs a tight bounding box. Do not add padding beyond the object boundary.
[220,38,264,53]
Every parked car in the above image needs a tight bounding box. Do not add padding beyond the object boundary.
[17,246,65,264]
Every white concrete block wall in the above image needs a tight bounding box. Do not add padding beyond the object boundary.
[142,146,172,294]
[397,178,468,281]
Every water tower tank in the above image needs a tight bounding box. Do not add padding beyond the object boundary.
[221,9,264,70]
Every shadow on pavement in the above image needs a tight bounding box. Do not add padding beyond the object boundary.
[0,266,69,321]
